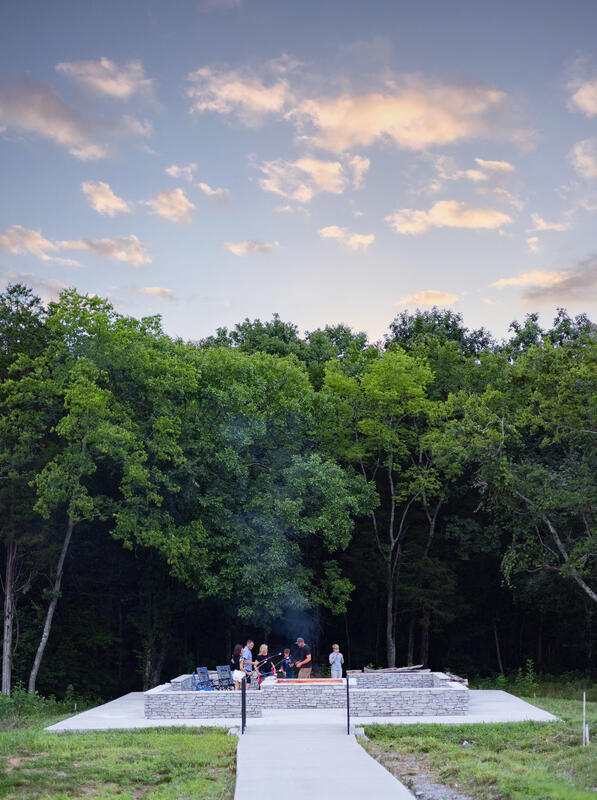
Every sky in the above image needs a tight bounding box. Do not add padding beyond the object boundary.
[1,0,597,344]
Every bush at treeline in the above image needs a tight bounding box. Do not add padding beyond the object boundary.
[1,284,596,699]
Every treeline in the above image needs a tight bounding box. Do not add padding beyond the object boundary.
[1,284,596,699]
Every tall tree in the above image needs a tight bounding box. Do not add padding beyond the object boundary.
[0,285,49,695]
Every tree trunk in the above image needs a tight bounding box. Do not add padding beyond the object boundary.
[151,639,170,687]
[386,568,396,667]
[28,518,74,693]
[2,537,17,696]
[143,647,153,691]
[407,612,416,666]
[419,609,430,667]
[493,618,504,675]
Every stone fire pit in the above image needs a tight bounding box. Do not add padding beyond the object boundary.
[144,670,469,719]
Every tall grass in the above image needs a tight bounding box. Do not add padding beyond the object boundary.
[469,660,597,701]
[0,685,99,729]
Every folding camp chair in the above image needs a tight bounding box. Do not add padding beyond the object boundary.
[215,665,235,690]
[194,666,215,691]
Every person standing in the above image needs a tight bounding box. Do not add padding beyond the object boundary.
[256,644,274,683]
[328,643,344,679]
[279,648,294,679]
[242,639,255,689]
[231,643,245,690]
[295,637,312,678]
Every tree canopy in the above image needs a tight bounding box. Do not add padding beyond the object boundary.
[1,287,595,697]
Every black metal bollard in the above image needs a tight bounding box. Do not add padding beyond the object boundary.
[346,676,350,735]
[241,676,246,734]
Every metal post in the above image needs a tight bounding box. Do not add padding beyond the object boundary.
[241,677,246,735]
[582,691,586,746]
[346,676,350,735]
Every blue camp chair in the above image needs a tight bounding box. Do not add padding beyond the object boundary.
[215,665,235,690]
[194,666,215,691]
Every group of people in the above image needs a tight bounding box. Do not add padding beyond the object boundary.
[229,637,345,689]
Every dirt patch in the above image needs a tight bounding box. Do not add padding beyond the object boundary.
[366,747,476,800]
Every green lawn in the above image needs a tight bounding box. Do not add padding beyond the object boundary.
[0,720,236,800]
[363,697,596,800]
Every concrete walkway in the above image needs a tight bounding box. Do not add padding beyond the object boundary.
[234,709,413,800]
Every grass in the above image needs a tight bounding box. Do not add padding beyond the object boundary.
[363,696,597,800]
[0,717,237,800]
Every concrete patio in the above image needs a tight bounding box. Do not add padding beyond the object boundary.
[45,689,558,732]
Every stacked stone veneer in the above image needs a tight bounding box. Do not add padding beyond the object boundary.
[144,671,468,718]
[144,684,263,718]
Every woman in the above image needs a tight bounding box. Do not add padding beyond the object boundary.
[255,643,274,683]
[231,643,245,690]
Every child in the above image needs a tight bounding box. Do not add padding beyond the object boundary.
[279,648,294,679]
[328,643,344,678]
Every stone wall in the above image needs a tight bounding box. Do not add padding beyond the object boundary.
[145,673,469,718]
[349,686,469,716]
[351,671,456,690]
[144,684,262,719]
[352,673,433,689]
[260,683,346,708]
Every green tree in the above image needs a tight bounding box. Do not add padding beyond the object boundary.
[318,349,440,665]
[0,285,49,695]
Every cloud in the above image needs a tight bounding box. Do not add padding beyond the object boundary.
[166,163,197,182]
[491,269,568,289]
[0,225,149,267]
[478,187,524,210]
[81,181,131,216]
[186,61,524,153]
[197,181,231,202]
[0,76,107,159]
[292,77,517,153]
[145,188,195,223]
[397,290,459,306]
[566,57,597,117]
[474,157,516,174]
[59,234,150,266]
[0,271,70,302]
[385,200,512,234]
[569,79,597,117]
[349,155,370,187]
[0,225,79,265]
[275,204,310,219]
[136,286,176,301]
[55,58,154,100]
[491,258,597,303]
[258,156,349,202]
[420,154,517,195]
[569,138,597,180]
[122,115,153,137]
[527,236,540,253]
[528,212,571,232]
[318,225,375,250]
[222,239,278,256]
[517,256,597,303]
[186,65,291,126]
[464,169,488,182]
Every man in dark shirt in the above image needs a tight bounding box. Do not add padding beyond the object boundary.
[295,636,312,678]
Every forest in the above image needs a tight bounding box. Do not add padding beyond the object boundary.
[1,283,596,701]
